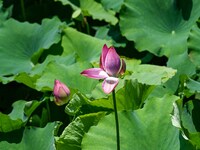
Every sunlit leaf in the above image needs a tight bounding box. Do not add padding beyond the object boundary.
[128,64,176,85]
[15,54,76,89]
[188,24,200,67]
[0,17,62,82]
[0,123,55,150]
[65,93,88,116]
[35,61,98,94]
[165,51,196,93]
[101,0,124,12]
[62,27,111,62]
[56,112,105,150]
[80,0,118,25]
[82,94,180,150]
[90,80,154,111]
[120,0,200,56]
[167,51,196,76]
[55,0,79,10]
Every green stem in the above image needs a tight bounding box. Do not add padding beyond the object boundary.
[112,90,120,150]
[46,99,51,122]
[83,17,90,35]
[20,0,26,20]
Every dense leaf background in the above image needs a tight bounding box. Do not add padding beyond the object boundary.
[0,0,200,149]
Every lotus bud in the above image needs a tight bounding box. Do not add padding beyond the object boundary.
[53,80,70,106]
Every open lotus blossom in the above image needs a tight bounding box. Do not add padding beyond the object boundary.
[81,44,126,94]
[53,79,70,106]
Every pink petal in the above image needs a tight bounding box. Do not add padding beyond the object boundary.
[100,44,109,70]
[54,80,70,96]
[102,77,119,94]
[53,80,70,106]
[81,68,109,79]
[104,47,121,76]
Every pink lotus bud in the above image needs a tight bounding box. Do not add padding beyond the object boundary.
[81,44,126,94]
[53,80,70,106]
[100,44,124,77]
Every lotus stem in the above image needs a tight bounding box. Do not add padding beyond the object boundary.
[20,0,26,20]
[112,90,120,150]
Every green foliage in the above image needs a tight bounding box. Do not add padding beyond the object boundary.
[0,0,200,149]
[0,123,55,150]
[0,17,62,78]
[82,95,180,150]
[128,64,176,85]
[0,101,27,132]
[62,27,111,62]
[56,112,105,150]
[188,24,200,66]
[120,0,200,57]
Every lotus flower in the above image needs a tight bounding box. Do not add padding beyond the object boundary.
[81,44,126,94]
[53,79,70,106]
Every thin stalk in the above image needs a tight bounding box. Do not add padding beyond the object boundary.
[112,90,120,150]
[83,17,90,35]
[20,0,26,20]
[46,99,51,122]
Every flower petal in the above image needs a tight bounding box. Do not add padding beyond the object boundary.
[105,47,121,76]
[53,80,70,96]
[100,44,109,70]
[102,77,119,94]
[81,68,109,79]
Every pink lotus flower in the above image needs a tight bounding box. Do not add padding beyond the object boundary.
[53,79,70,106]
[81,44,126,94]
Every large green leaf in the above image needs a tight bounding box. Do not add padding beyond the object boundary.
[62,27,111,62]
[14,54,76,89]
[82,94,180,150]
[167,51,196,76]
[65,93,88,116]
[55,0,79,10]
[0,17,62,82]
[128,64,177,85]
[188,24,200,67]
[165,51,196,93]
[88,64,176,111]
[0,123,55,150]
[57,0,118,25]
[0,100,27,132]
[94,26,126,48]
[56,112,105,150]
[120,0,200,57]
[90,80,154,111]
[80,0,118,25]
[101,0,124,12]
[35,61,98,94]
[115,80,154,110]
